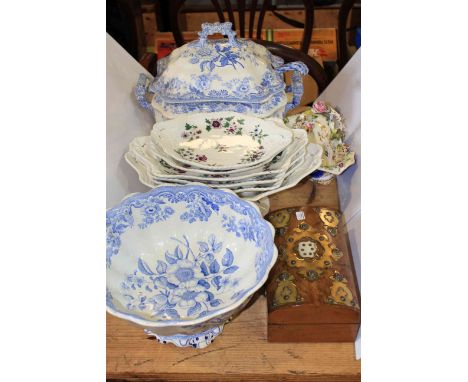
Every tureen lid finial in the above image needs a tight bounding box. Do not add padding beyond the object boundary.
[197,21,239,47]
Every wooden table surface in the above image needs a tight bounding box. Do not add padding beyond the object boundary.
[107,178,361,381]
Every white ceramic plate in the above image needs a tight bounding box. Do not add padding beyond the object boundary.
[124,151,154,189]
[148,129,307,178]
[130,135,306,185]
[148,174,285,190]
[134,145,317,195]
[126,143,323,202]
[240,143,323,201]
[127,150,281,191]
[152,112,292,170]
[129,139,281,187]
[128,147,287,190]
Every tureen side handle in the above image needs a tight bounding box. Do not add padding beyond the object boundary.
[135,73,154,111]
[197,22,239,47]
[275,62,309,112]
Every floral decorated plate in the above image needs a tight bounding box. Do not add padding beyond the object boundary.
[152,112,292,170]
[284,101,355,175]
[125,142,321,202]
[125,145,307,197]
[150,153,306,186]
[148,129,306,177]
[129,133,306,183]
[127,148,288,192]
[238,143,323,201]
[146,144,320,202]
[147,169,286,188]
[106,184,277,348]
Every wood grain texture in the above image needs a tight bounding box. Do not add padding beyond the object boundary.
[269,177,339,212]
[170,2,314,54]
[184,9,343,31]
[107,179,360,381]
[107,295,360,381]
[337,0,355,69]
[265,203,360,342]
[268,323,360,343]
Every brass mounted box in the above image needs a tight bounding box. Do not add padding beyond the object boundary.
[265,205,360,342]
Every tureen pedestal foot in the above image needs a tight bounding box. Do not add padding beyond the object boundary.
[144,325,224,349]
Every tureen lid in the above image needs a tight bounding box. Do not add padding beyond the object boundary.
[150,22,287,105]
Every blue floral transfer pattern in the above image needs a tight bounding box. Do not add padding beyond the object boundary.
[106,195,175,267]
[144,324,224,349]
[119,234,240,320]
[148,23,286,105]
[136,22,309,120]
[152,91,287,118]
[106,185,275,320]
[106,288,115,309]
[151,69,284,104]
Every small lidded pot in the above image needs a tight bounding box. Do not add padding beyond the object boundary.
[136,22,308,121]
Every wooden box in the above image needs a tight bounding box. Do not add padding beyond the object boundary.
[265,205,360,342]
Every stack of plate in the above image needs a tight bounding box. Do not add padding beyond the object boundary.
[125,112,322,201]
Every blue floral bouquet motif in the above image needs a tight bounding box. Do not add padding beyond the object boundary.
[121,235,240,320]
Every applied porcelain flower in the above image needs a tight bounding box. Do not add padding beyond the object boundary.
[312,100,329,113]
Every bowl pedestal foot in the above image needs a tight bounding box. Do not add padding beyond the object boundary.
[144,324,224,349]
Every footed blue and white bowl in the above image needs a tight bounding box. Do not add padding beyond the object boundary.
[106,184,277,348]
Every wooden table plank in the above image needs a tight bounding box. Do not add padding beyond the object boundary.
[107,178,360,381]
[107,296,359,380]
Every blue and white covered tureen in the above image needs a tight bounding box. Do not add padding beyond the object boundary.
[136,22,308,121]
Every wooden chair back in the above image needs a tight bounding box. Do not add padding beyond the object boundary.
[167,1,329,106]
[107,0,146,60]
[338,0,359,69]
[170,0,315,54]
